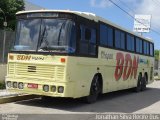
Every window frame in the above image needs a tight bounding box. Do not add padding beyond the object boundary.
[99,23,114,48]
[136,37,143,54]
[115,29,125,50]
[126,33,135,52]
[77,16,98,57]
[98,21,154,57]
[149,43,154,57]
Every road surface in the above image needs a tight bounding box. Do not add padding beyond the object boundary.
[0,81,160,120]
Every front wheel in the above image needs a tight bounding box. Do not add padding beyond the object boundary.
[85,75,101,103]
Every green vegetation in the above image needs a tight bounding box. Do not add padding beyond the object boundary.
[0,82,6,89]
[0,0,25,30]
[155,50,159,61]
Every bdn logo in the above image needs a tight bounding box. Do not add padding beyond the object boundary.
[114,52,139,81]
[17,55,31,60]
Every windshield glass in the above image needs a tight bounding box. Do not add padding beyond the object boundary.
[12,18,76,53]
[14,19,41,51]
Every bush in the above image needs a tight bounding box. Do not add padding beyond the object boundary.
[0,82,6,89]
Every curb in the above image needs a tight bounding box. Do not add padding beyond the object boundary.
[0,95,39,104]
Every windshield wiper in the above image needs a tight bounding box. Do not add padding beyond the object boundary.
[57,22,66,45]
[39,26,50,50]
[39,21,66,52]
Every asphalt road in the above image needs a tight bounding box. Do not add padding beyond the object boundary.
[0,81,160,120]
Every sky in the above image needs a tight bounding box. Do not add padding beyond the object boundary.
[26,0,160,50]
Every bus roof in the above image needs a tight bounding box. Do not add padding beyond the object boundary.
[16,10,153,43]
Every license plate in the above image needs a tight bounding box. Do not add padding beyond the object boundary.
[27,83,38,89]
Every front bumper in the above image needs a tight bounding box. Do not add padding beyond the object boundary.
[5,77,75,98]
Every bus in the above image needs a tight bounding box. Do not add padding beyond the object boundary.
[5,10,154,103]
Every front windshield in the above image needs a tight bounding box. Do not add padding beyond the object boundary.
[14,19,41,51]
[13,18,76,53]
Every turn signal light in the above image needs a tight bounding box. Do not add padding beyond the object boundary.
[60,58,66,63]
[9,55,14,60]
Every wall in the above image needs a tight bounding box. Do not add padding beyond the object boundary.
[0,30,14,83]
[0,64,7,82]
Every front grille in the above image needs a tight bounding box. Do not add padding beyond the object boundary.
[8,63,65,80]
[8,63,15,75]
[28,66,36,72]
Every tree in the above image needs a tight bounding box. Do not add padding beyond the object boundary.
[154,50,159,61]
[0,0,25,30]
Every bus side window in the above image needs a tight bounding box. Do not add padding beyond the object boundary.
[89,29,96,55]
[85,28,91,40]
[146,42,149,55]
[100,24,113,47]
[79,25,96,55]
[79,25,88,55]
[100,24,108,46]
[136,38,142,54]
[150,43,154,56]
[143,41,149,55]
[143,41,147,55]
[127,34,135,52]
[115,30,125,49]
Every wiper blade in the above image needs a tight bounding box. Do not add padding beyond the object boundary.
[39,26,46,46]
[57,22,66,45]
[39,26,49,50]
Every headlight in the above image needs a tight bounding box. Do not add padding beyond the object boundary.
[58,86,64,93]
[18,82,24,89]
[51,86,56,92]
[43,85,49,92]
[13,82,17,88]
[6,81,11,88]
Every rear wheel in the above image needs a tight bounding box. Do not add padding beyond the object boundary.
[141,75,147,91]
[85,75,101,103]
[135,74,142,92]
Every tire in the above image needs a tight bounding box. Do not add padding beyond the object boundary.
[141,75,147,91]
[135,74,142,92]
[85,75,101,103]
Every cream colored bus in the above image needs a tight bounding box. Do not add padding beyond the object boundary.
[5,10,154,103]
